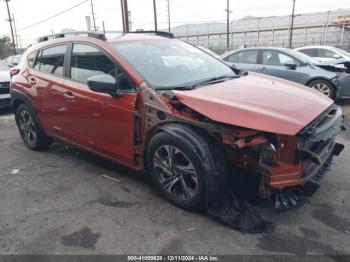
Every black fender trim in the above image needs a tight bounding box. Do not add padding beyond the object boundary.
[154,123,228,209]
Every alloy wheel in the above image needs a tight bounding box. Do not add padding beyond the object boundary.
[18,110,37,147]
[153,145,199,200]
[310,82,331,97]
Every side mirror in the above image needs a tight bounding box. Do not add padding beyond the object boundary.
[285,62,297,70]
[87,74,119,97]
[333,54,341,59]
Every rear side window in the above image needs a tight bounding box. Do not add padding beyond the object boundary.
[227,50,258,64]
[70,44,115,84]
[299,48,317,57]
[38,45,67,77]
[27,51,37,68]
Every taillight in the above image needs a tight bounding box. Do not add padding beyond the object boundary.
[9,67,20,78]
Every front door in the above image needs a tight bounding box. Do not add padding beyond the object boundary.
[59,43,138,164]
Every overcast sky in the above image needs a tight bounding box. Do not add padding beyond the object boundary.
[1,0,350,46]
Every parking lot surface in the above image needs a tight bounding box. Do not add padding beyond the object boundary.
[0,103,349,255]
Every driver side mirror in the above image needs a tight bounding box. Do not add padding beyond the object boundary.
[285,62,297,70]
[333,54,341,59]
[87,74,119,97]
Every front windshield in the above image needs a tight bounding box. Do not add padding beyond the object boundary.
[333,47,350,58]
[113,39,235,89]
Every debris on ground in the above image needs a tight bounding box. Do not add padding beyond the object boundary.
[186,227,196,232]
[11,169,20,175]
[207,190,275,233]
[101,174,121,183]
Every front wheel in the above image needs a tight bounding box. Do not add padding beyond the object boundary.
[146,125,227,211]
[307,80,335,99]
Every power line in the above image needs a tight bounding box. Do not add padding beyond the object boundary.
[17,0,89,32]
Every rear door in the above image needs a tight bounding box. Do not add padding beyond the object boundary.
[27,44,68,132]
[59,43,138,163]
[260,49,310,84]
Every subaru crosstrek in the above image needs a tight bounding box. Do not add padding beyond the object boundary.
[11,32,344,215]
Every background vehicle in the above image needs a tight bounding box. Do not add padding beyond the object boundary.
[0,61,11,109]
[221,47,340,99]
[4,55,21,68]
[11,32,343,218]
[296,46,350,62]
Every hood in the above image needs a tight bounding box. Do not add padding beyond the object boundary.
[0,70,11,82]
[173,72,333,135]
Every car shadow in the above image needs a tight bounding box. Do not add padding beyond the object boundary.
[0,107,13,116]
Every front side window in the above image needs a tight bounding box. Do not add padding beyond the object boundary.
[262,50,300,66]
[70,44,115,84]
[39,45,67,76]
[299,48,317,57]
[113,39,235,89]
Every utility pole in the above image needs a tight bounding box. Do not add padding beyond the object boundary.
[12,14,19,52]
[166,0,171,33]
[90,0,97,31]
[289,0,296,48]
[153,0,158,32]
[225,0,232,51]
[121,0,129,32]
[102,21,105,33]
[4,0,16,54]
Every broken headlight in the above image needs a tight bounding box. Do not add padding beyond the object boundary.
[259,143,277,166]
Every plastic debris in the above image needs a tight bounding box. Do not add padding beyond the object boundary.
[102,174,120,183]
[207,190,275,233]
[11,169,20,175]
[186,227,196,232]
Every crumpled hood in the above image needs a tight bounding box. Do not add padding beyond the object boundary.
[173,72,333,135]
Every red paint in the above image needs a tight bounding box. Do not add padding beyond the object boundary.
[174,72,333,135]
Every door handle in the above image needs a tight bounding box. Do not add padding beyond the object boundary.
[63,91,75,100]
[28,77,36,85]
[261,67,268,71]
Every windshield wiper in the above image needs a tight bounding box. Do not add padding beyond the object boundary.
[157,75,239,91]
[191,75,239,88]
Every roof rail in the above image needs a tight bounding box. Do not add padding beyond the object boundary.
[129,30,174,38]
[37,31,106,42]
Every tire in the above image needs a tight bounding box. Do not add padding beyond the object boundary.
[146,124,227,211]
[307,79,335,99]
[15,103,52,151]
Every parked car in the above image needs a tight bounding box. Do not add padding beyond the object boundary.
[221,47,344,99]
[315,58,350,98]
[295,46,350,62]
[0,61,11,109]
[11,32,343,218]
[4,55,21,67]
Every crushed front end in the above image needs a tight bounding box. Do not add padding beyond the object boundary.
[223,104,344,211]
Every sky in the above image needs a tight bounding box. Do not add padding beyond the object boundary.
[1,0,350,47]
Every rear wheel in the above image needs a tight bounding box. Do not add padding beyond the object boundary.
[15,103,52,150]
[307,79,335,99]
[146,125,227,210]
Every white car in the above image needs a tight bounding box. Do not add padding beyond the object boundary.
[295,46,350,62]
[0,61,11,109]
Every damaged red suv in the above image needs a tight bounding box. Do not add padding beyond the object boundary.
[11,32,344,218]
